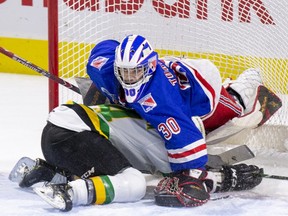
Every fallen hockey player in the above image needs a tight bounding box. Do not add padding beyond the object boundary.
[10,88,280,211]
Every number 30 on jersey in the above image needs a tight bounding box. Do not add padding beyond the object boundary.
[157,117,180,140]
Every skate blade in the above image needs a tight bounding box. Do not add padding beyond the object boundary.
[34,186,70,211]
[9,157,36,183]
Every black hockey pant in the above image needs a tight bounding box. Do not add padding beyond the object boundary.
[41,122,131,178]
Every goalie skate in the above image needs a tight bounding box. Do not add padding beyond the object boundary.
[256,85,282,126]
[34,183,73,212]
[206,85,282,145]
[9,157,36,183]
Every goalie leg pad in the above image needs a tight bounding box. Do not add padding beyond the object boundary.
[154,174,210,207]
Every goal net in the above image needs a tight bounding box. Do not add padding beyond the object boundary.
[48,0,288,150]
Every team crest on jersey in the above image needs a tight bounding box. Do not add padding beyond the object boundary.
[138,93,157,113]
[91,56,108,70]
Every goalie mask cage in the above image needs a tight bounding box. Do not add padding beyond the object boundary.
[48,0,288,150]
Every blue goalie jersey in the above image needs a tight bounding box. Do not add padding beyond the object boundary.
[124,57,222,171]
[87,40,223,172]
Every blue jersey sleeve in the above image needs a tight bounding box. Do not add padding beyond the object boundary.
[86,39,120,103]
[129,61,212,172]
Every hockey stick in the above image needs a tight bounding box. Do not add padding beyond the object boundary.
[207,145,255,169]
[261,174,288,181]
[0,47,107,105]
[0,47,81,94]
[208,145,288,181]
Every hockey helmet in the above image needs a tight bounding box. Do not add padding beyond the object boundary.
[114,34,158,102]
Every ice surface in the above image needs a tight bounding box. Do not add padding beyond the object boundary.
[1,73,288,215]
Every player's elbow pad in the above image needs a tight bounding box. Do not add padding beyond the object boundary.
[109,167,146,202]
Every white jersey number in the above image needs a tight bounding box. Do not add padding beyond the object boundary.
[157,117,180,140]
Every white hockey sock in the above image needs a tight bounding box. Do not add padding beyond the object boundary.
[68,179,89,206]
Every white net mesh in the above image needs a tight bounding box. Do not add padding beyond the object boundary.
[53,0,288,149]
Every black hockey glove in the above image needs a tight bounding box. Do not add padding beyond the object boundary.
[154,171,210,207]
[219,163,263,192]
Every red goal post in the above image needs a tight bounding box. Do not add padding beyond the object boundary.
[48,0,288,149]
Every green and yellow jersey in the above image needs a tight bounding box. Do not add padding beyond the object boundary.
[48,102,171,174]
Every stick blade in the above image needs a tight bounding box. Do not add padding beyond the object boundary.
[207,145,255,169]
[218,145,255,165]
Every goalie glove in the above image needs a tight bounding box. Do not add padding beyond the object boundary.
[154,164,263,207]
[154,170,210,207]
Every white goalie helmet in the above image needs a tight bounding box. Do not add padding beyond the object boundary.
[114,34,158,102]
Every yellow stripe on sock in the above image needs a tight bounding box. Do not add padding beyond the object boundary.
[91,176,107,205]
